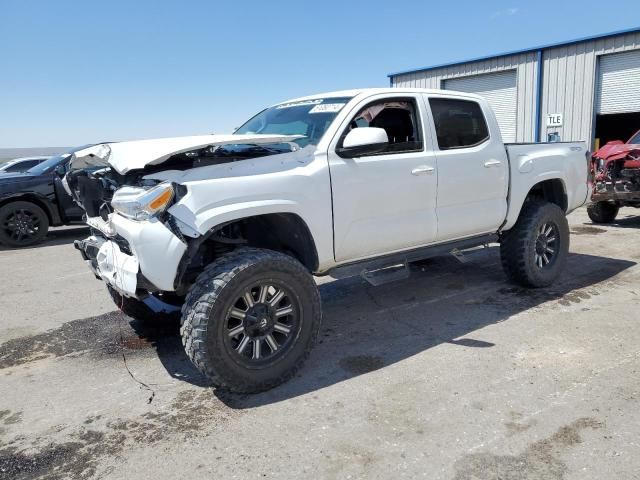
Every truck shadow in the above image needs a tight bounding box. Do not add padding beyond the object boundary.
[607,215,640,229]
[137,247,635,407]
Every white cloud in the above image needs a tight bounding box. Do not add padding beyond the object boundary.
[491,7,520,18]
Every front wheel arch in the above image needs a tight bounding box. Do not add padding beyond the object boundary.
[174,213,320,293]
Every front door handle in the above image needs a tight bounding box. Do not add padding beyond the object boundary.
[411,166,435,176]
[484,160,502,168]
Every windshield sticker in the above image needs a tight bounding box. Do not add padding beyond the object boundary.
[309,103,346,114]
[276,99,323,109]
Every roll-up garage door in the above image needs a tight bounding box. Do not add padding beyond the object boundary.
[444,70,517,142]
[596,49,640,114]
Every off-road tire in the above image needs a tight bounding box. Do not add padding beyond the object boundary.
[107,286,180,324]
[500,201,569,288]
[0,201,49,247]
[587,201,619,223]
[180,247,322,393]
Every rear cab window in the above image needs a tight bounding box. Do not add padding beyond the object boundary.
[428,98,489,150]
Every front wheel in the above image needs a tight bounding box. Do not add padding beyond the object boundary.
[180,248,322,393]
[500,201,569,288]
[587,201,619,223]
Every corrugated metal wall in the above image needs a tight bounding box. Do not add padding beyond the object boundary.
[391,52,538,142]
[541,31,640,143]
[596,49,640,114]
[390,30,640,145]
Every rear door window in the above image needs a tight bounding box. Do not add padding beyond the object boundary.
[429,98,489,150]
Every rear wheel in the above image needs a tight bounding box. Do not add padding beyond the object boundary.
[180,247,321,393]
[500,201,569,288]
[0,201,49,247]
[587,201,619,223]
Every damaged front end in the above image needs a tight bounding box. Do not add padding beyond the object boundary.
[65,134,301,299]
[591,140,640,206]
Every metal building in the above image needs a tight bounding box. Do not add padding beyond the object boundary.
[388,27,640,148]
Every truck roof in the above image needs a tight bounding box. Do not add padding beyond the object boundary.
[281,87,483,105]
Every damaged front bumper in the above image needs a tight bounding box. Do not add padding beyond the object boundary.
[75,213,187,298]
[592,180,640,203]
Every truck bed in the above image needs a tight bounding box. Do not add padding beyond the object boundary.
[502,142,590,230]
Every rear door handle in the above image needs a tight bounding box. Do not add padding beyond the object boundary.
[411,166,435,176]
[484,160,502,168]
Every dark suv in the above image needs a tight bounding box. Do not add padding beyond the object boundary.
[0,147,87,247]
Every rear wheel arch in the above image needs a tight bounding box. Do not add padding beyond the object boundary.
[524,178,568,212]
[504,178,568,231]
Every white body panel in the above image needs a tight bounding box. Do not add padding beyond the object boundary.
[326,91,438,262]
[159,146,336,271]
[78,88,590,293]
[502,143,590,230]
[422,93,509,241]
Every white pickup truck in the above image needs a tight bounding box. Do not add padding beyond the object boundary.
[66,88,590,392]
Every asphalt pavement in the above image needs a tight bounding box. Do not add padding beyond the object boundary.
[1,208,639,479]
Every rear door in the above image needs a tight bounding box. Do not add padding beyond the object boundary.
[327,93,439,262]
[424,95,508,241]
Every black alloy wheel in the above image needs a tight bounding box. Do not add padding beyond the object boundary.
[181,247,322,393]
[533,221,559,270]
[224,282,300,367]
[500,200,569,288]
[0,201,49,247]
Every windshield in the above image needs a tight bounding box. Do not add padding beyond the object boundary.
[26,144,94,175]
[26,153,71,175]
[629,130,640,144]
[235,97,352,147]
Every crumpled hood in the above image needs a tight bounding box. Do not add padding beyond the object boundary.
[69,133,303,174]
[594,141,640,161]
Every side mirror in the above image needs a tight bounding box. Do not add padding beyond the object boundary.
[337,127,388,158]
[54,164,66,176]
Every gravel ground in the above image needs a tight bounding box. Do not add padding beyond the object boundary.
[0,208,639,480]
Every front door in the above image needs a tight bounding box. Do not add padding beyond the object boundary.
[53,161,83,220]
[327,94,438,262]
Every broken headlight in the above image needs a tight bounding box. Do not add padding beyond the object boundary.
[111,182,174,221]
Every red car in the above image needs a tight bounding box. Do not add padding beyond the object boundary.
[588,129,640,223]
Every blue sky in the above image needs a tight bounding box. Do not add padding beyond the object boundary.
[1,0,638,147]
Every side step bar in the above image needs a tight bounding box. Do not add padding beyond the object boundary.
[328,234,499,286]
